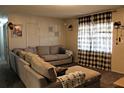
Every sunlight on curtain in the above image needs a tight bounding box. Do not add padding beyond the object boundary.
[78,19,113,53]
[78,12,112,71]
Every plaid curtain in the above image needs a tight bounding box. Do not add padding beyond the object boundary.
[78,12,112,71]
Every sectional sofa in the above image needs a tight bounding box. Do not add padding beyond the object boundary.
[9,45,101,88]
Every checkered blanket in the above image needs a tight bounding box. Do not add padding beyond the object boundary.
[57,71,85,88]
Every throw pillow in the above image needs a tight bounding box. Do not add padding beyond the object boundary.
[55,67,68,76]
[24,47,37,54]
[59,47,66,54]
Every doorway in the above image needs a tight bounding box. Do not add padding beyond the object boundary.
[0,16,8,63]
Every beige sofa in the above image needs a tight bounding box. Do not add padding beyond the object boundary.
[9,51,101,88]
[35,45,72,66]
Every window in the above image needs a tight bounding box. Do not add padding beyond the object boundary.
[78,12,112,71]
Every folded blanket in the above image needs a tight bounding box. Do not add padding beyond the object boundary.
[57,71,85,88]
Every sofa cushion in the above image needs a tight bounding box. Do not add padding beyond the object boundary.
[65,66,101,81]
[12,48,24,55]
[25,52,39,64]
[56,54,69,60]
[36,46,50,56]
[42,55,58,62]
[42,54,69,62]
[30,55,57,81]
[18,50,27,59]
[50,45,59,54]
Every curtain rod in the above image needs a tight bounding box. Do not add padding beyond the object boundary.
[77,9,117,18]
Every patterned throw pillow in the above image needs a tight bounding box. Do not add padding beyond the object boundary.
[57,71,85,88]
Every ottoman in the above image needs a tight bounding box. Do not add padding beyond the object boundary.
[66,66,101,88]
[48,66,101,88]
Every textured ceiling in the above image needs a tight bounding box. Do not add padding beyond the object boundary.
[0,5,123,18]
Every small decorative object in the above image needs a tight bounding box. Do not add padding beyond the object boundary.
[68,24,73,31]
[12,24,22,37]
[114,21,121,29]
[114,21,124,45]
[8,22,14,30]
[114,21,121,45]
[48,25,53,32]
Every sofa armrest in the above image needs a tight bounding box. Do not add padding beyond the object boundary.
[23,65,48,88]
[65,49,73,56]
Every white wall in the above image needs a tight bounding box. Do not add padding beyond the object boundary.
[112,8,124,74]
[64,19,78,62]
[8,14,66,49]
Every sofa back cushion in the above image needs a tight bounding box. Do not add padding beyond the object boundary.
[50,45,60,54]
[59,47,66,54]
[12,48,24,55]
[18,50,27,59]
[36,46,50,56]
[30,55,57,81]
[24,47,37,54]
[25,52,39,64]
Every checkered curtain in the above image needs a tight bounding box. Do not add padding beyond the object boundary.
[78,12,112,71]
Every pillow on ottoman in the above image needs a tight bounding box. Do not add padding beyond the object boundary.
[55,67,68,76]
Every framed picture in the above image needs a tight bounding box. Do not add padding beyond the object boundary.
[12,24,22,37]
